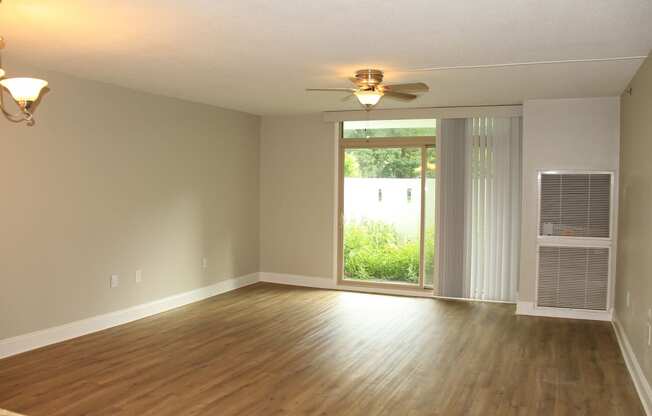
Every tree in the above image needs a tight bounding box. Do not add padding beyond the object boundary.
[346,148,422,178]
[344,127,436,139]
[344,153,361,177]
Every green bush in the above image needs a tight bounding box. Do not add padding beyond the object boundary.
[343,220,435,284]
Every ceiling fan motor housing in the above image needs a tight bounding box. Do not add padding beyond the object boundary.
[355,69,384,88]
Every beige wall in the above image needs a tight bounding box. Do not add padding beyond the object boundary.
[519,97,620,303]
[262,103,623,300]
[0,68,260,339]
[616,54,652,383]
[259,114,336,279]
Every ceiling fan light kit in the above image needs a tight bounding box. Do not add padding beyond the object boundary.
[0,1,49,126]
[354,90,384,107]
[307,68,429,111]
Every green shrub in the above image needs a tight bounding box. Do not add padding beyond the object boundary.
[343,220,435,284]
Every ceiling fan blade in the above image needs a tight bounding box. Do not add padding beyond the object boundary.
[382,82,429,93]
[383,91,418,101]
[341,94,354,102]
[306,88,356,92]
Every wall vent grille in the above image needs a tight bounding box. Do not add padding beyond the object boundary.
[539,173,611,238]
[537,246,609,310]
[536,172,613,312]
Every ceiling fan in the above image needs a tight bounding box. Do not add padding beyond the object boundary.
[306,69,429,110]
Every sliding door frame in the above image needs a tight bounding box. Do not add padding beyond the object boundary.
[336,126,436,291]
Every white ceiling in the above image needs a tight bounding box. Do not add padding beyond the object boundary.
[0,0,650,115]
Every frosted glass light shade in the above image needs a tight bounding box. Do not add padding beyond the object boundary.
[0,77,48,102]
[0,68,5,79]
[354,90,383,106]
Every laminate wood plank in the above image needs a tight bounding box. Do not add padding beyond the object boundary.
[0,283,645,416]
[0,409,25,416]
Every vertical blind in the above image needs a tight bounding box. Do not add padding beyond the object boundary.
[463,117,521,302]
[437,119,467,298]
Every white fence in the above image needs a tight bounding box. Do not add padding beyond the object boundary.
[344,178,436,240]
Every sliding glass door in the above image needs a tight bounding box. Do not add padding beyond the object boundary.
[337,120,437,290]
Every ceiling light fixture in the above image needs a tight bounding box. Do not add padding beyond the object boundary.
[354,89,384,108]
[307,69,429,111]
[0,1,49,126]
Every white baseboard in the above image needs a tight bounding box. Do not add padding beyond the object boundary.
[613,315,652,415]
[259,272,433,298]
[0,273,259,360]
[516,301,613,321]
[259,272,336,289]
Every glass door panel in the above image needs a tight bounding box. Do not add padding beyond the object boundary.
[423,146,437,289]
[342,147,422,285]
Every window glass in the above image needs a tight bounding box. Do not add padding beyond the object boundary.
[423,147,437,289]
[342,119,436,139]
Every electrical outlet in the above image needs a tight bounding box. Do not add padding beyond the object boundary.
[135,269,143,283]
[202,257,208,270]
[110,274,120,288]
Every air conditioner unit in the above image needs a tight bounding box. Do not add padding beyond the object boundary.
[536,172,613,312]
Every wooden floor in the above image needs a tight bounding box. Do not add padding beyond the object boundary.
[0,283,644,416]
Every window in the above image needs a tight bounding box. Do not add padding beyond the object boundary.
[342,119,436,139]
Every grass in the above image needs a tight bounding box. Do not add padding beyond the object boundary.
[343,220,434,284]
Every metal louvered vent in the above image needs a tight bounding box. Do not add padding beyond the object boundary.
[537,246,609,310]
[539,173,611,238]
[537,171,613,312]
